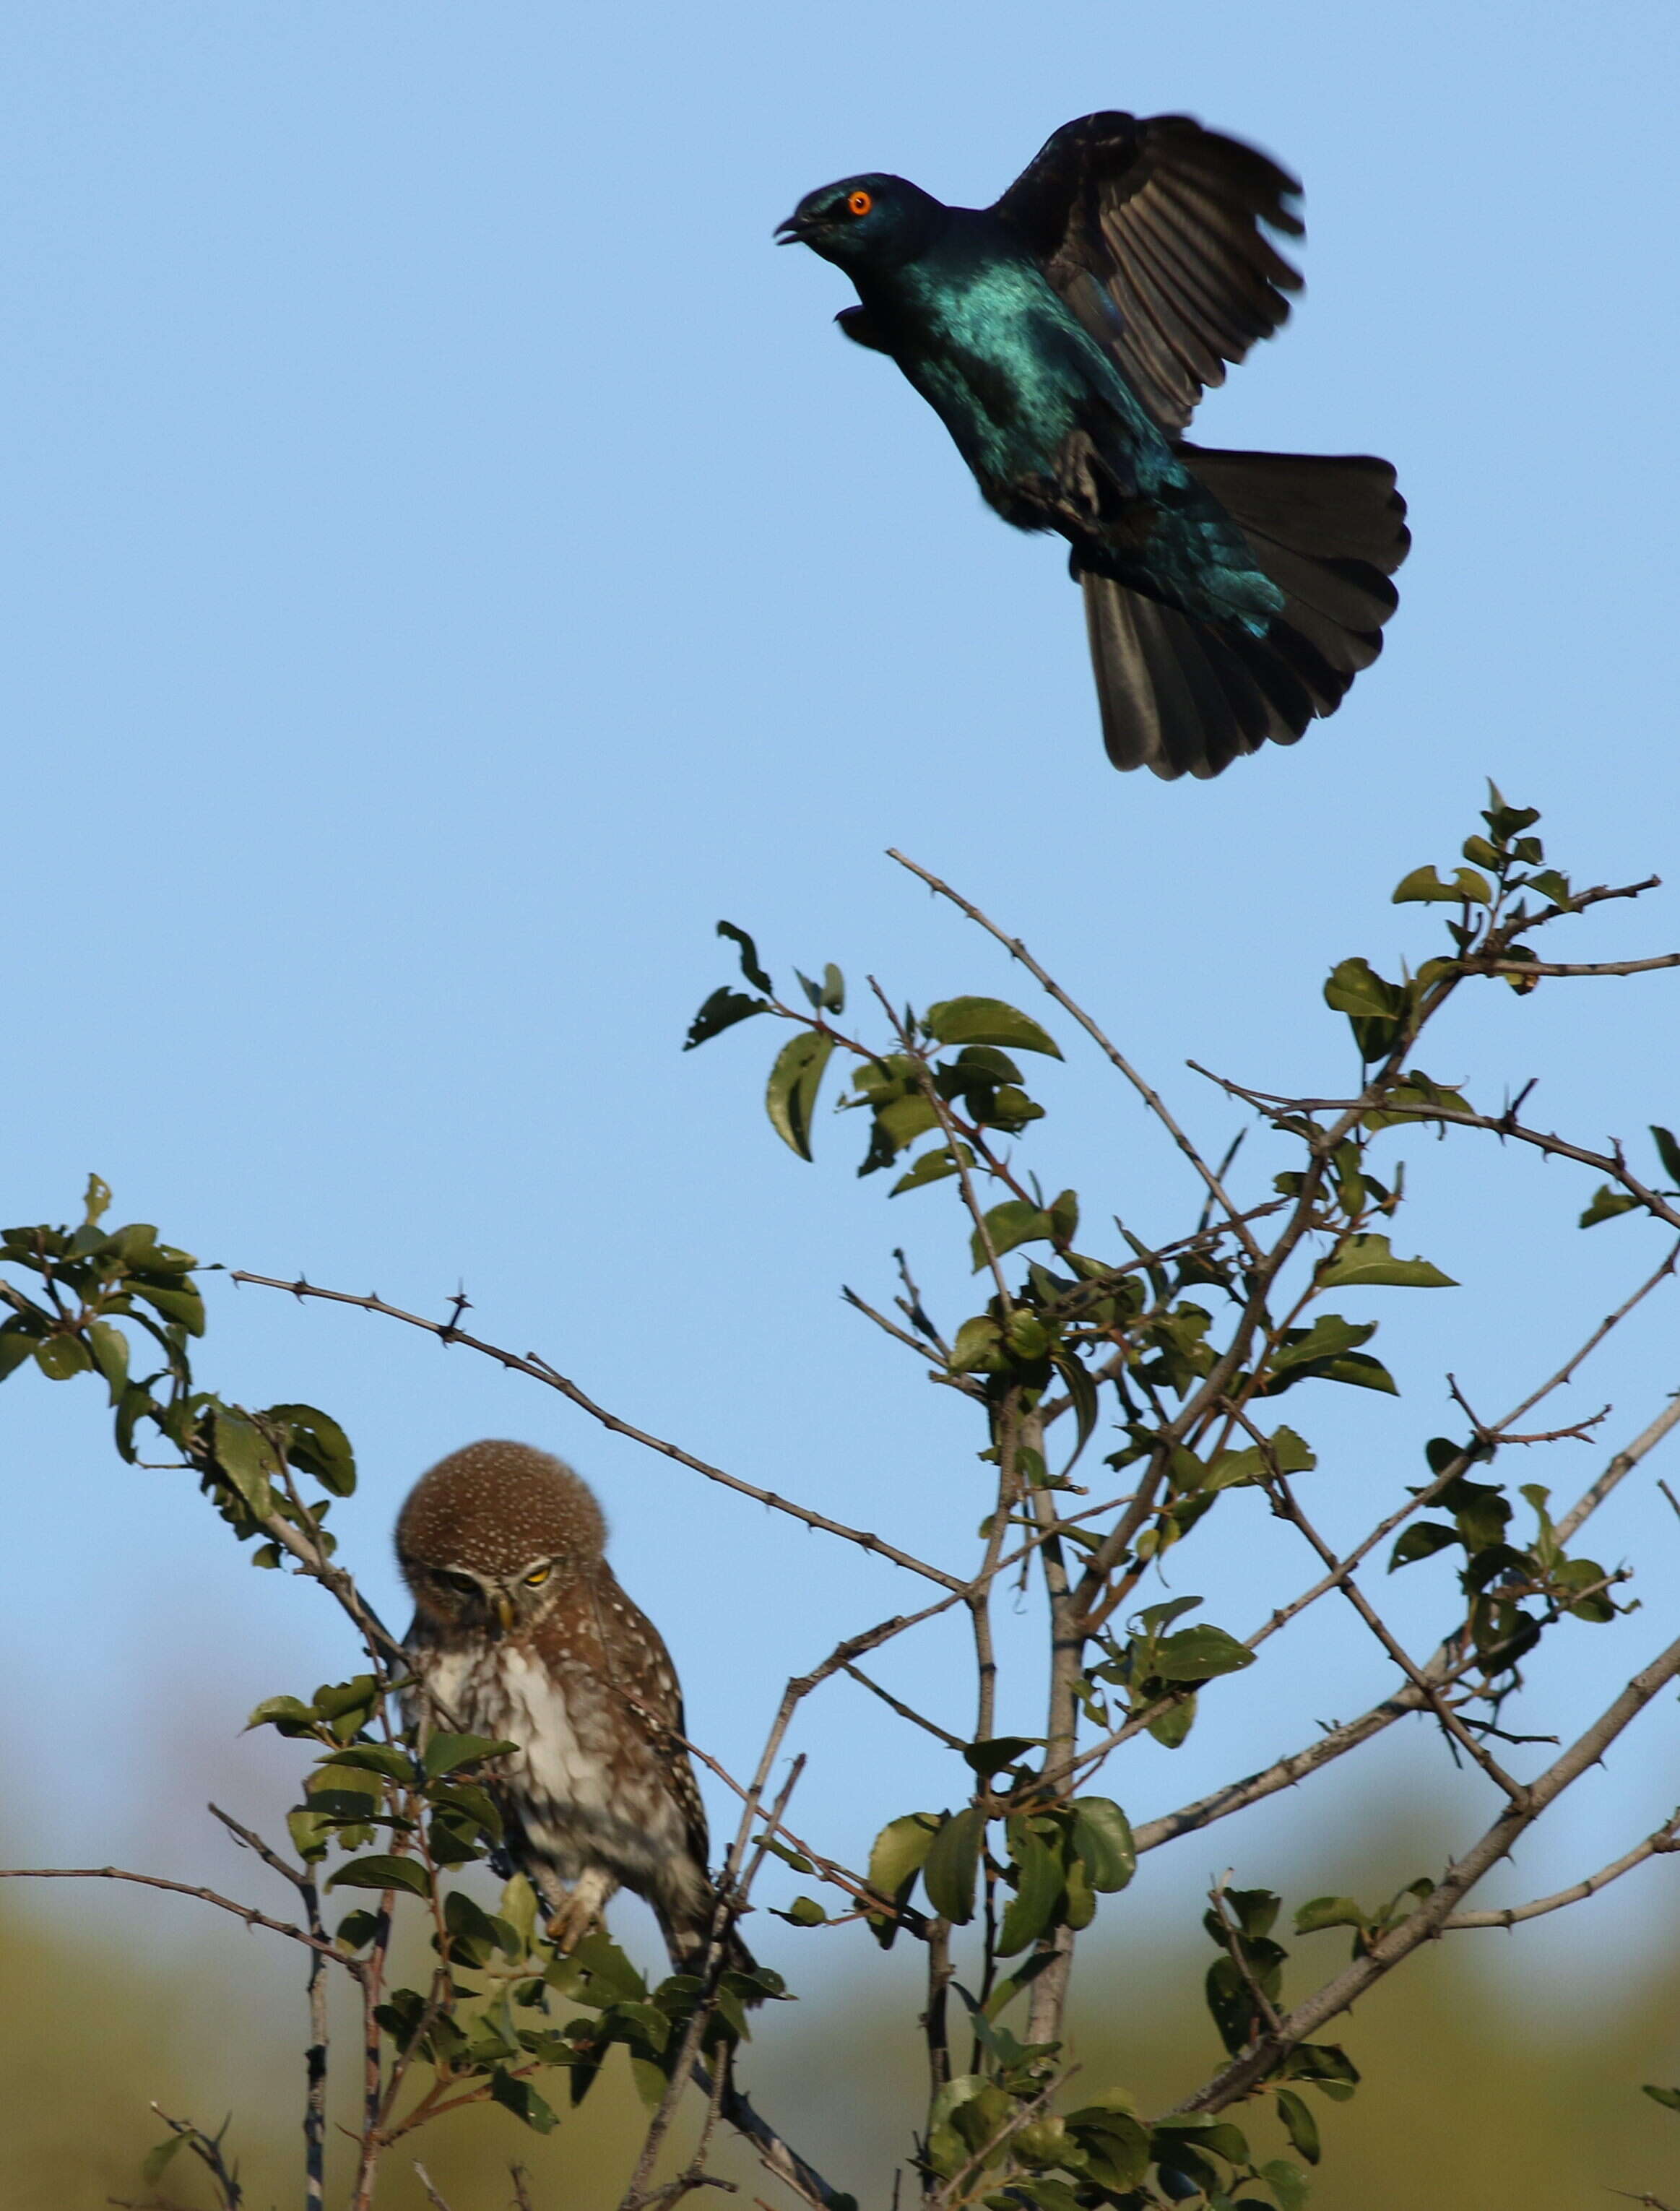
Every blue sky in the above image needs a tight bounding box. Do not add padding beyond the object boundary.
[4,0,1680,2021]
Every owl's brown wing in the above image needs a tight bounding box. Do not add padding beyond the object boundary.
[596,1572,713,1872]
[990,111,1304,436]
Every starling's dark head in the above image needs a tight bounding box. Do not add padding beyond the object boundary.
[776,173,943,271]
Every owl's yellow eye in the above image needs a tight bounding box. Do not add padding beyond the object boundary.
[524,1563,552,1588]
[847,189,873,217]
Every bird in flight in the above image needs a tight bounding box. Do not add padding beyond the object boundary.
[778,113,1408,779]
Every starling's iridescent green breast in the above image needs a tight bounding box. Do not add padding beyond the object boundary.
[883,238,1179,501]
[777,119,1408,780]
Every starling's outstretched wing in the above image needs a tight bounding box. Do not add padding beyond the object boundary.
[991,113,1304,435]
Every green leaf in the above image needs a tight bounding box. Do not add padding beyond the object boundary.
[212,1408,278,1517]
[1392,864,1491,905]
[422,1731,517,1778]
[716,920,772,995]
[547,1927,647,2007]
[1483,784,1541,840]
[266,1403,357,1497]
[1070,1798,1136,1892]
[0,1325,39,1383]
[963,1736,1040,1778]
[684,985,767,1051]
[129,1278,206,1336]
[766,1029,835,1160]
[922,1807,984,1924]
[1148,1693,1196,1749]
[865,1812,938,1948]
[34,1333,91,1380]
[869,1812,939,1897]
[442,1887,506,1966]
[1317,1233,1456,1289]
[490,2065,558,2133]
[628,2055,668,2111]
[335,1908,382,1952]
[321,1743,416,1781]
[1389,1521,1460,1571]
[1260,2158,1310,2211]
[1653,1127,1680,1185]
[246,1694,319,1736]
[781,1895,827,1926]
[1153,1625,1256,1684]
[327,1853,433,1898]
[1054,1346,1100,1473]
[1004,1310,1051,1361]
[997,1830,1064,1955]
[1294,1895,1369,1934]
[1273,2089,1320,2165]
[948,1315,1006,1374]
[1323,957,1407,1060]
[1580,1184,1641,1227]
[141,2134,189,2186]
[971,1199,1054,1271]
[925,996,1062,1059]
[889,1143,971,1197]
[1323,957,1401,1020]
[794,961,845,1014]
[1262,1314,1398,1398]
[1554,1555,1617,1623]
[86,1320,130,1398]
[1065,2107,1150,2191]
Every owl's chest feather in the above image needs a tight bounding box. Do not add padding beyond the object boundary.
[416,1639,690,1890]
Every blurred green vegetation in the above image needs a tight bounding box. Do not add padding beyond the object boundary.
[8,1875,1680,2210]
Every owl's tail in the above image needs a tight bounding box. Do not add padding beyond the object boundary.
[662,1903,762,1992]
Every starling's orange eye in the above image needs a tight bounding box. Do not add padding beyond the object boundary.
[847,189,873,217]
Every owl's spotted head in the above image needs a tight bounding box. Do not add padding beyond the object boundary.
[397,1439,607,1636]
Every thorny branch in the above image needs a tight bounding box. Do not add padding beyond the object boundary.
[1174,1626,1680,2113]
[229,1271,965,1593]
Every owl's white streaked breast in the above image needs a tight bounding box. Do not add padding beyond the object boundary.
[415,1639,692,1895]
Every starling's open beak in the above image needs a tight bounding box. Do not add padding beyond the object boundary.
[493,1588,515,1633]
[774,214,805,245]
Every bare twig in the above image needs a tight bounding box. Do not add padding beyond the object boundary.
[1174,1624,1680,2111]
[1207,1872,1285,2037]
[842,1663,967,1751]
[1237,1419,1525,1799]
[887,849,1263,1265]
[1556,1392,1680,1545]
[1445,1810,1680,1929]
[230,1271,964,1593]
[1186,1071,1680,1238]
[1460,953,1680,979]
[144,2106,245,2211]
[0,1864,348,1963]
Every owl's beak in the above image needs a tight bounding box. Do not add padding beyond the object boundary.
[492,1588,515,1634]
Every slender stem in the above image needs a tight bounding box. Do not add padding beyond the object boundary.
[887,849,1263,1264]
[1556,1390,1680,1545]
[231,1271,962,1592]
[1172,1624,1680,2112]
[300,1871,329,2211]
[1445,1810,1680,1929]
[842,1663,967,1750]
[0,1864,347,1961]
[925,1917,954,2102]
[1023,1409,1081,2050]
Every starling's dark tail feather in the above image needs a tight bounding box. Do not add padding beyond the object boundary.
[1078,447,1410,779]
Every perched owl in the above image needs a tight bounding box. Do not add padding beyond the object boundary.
[397,1439,744,1975]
